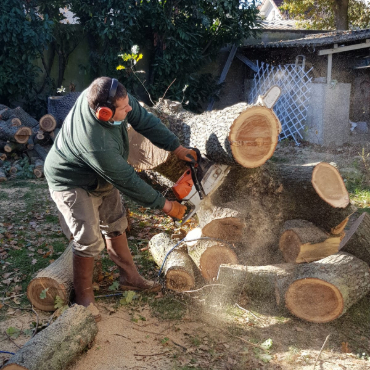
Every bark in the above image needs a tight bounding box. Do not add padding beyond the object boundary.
[340,212,370,265]
[0,153,6,161]
[148,233,197,291]
[2,304,98,370]
[279,219,341,263]
[187,239,238,282]
[39,114,57,132]
[0,121,32,143]
[34,144,48,161]
[334,0,349,30]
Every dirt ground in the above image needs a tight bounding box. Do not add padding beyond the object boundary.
[1,137,370,370]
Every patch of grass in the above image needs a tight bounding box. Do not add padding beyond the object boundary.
[44,214,59,224]
[149,295,187,320]
[0,191,9,200]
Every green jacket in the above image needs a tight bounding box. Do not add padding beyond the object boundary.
[44,90,180,209]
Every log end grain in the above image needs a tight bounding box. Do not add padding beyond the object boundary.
[312,162,349,208]
[228,106,280,168]
[202,217,243,242]
[166,269,194,292]
[27,277,69,311]
[279,230,301,263]
[285,278,343,323]
[15,127,32,144]
[39,114,57,132]
[199,244,238,282]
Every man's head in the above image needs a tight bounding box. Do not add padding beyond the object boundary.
[87,77,132,122]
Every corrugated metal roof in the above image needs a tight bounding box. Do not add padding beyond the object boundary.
[243,28,370,48]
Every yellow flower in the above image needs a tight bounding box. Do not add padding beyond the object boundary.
[137,53,143,61]
[116,65,125,70]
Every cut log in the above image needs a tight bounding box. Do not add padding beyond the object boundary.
[39,114,57,132]
[48,92,81,127]
[49,127,60,142]
[2,304,98,370]
[27,135,34,150]
[33,158,44,178]
[128,101,281,173]
[10,118,21,127]
[0,140,7,151]
[285,252,370,323]
[279,219,341,263]
[0,168,6,182]
[0,106,39,128]
[0,152,6,161]
[0,121,32,143]
[27,242,74,311]
[222,252,370,323]
[340,212,370,265]
[187,239,238,282]
[197,205,244,242]
[148,233,197,291]
[34,143,48,160]
[4,142,25,153]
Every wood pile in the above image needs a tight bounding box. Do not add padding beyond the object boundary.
[139,97,370,323]
[0,104,60,181]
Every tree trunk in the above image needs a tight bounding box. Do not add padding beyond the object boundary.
[2,304,98,370]
[279,219,341,263]
[128,102,281,172]
[334,0,349,30]
[39,114,57,132]
[148,233,197,291]
[340,212,370,265]
[187,239,238,282]
[0,121,32,143]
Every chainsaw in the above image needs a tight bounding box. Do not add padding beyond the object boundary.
[172,154,230,224]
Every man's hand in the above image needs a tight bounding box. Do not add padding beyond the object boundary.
[163,200,187,220]
[173,145,199,163]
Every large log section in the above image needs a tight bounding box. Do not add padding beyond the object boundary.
[217,252,370,323]
[3,305,98,370]
[128,101,282,182]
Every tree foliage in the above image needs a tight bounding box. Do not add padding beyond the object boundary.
[281,0,370,31]
[70,0,260,110]
[0,0,53,113]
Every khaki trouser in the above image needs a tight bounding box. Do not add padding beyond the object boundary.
[50,188,128,257]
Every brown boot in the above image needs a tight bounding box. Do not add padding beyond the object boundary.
[105,233,161,292]
[73,253,101,322]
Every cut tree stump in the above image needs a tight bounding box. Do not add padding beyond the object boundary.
[148,233,197,291]
[2,304,98,370]
[279,219,341,263]
[27,242,74,311]
[39,114,57,132]
[340,212,370,265]
[187,239,238,282]
[0,121,32,143]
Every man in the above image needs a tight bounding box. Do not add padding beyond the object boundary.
[44,77,197,321]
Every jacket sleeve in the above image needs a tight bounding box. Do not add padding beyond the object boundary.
[126,94,181,152]
[80,149,166,209]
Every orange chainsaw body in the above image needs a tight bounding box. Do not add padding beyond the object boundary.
[172,169,193,200]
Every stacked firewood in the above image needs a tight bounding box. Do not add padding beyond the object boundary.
[0,105,60,181]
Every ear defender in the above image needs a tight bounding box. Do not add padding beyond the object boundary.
[95,78,118,121]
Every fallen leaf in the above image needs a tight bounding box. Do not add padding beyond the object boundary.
[295,327,303,332]
[37,249,44,255]
[2,279,12,285]
[3,272,14,279]
[43,251,51,258]
[31,259,37,265]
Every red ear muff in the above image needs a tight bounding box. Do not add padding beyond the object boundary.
[96,106,113,121]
